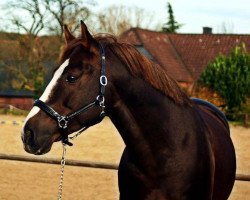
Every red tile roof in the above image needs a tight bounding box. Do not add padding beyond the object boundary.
[120,28,250,82]
[169,34,250,80]
[120,28,193,83]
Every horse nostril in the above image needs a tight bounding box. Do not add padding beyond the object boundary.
[23,126,35,144]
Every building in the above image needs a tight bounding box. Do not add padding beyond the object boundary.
[120,27,250,92]
[0,89,33,110]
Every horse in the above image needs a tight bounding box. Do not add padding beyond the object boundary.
[22,21,236,200]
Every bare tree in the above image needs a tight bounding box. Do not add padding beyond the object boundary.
[6,0,45,36]
[4,0,95,37]
[44,0,95,37]
[97,5,157,35]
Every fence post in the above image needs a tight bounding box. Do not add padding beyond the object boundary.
[244,114,249,127]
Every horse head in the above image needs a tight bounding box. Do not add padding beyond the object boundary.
[22,21,109,155]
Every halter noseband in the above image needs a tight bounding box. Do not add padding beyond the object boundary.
[33,44,107,146]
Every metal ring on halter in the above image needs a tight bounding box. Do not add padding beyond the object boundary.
[57,116,68,129]
[96,95,105,107]
[100,75,107,86]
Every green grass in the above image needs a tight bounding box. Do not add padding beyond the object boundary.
[0,108,28,116]
[229,121,245,126]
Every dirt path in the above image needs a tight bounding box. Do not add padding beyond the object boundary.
[0,115,249,199]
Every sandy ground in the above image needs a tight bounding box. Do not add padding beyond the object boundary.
[0,114,249,200]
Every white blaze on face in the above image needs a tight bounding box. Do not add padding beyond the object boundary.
[23,59,70,128]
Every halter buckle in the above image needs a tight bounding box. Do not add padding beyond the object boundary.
[58,116,68,129]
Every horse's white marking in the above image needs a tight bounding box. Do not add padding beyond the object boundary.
[22,59,69,129]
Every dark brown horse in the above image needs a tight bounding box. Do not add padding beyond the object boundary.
[22,21,236,200]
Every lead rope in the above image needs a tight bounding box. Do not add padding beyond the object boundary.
[57,143,67,200]
[57,126,88,200]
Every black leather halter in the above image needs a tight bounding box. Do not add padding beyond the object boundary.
[33,44,107,146]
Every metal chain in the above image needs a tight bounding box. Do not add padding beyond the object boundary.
[57,143,67,200]
[57,128,86,200]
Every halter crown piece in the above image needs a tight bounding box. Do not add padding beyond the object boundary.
[33,43,107,146]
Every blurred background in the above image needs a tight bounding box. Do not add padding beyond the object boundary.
[0,0,249,199]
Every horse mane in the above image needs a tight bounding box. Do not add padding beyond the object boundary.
[61,34,191,105]
[94,35,191,105]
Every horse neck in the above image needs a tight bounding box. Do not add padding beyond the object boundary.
[106,68,190,169]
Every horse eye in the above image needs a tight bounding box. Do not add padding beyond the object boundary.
[66,75,78,83]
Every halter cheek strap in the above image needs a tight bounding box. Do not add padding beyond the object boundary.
[33,43,107,146]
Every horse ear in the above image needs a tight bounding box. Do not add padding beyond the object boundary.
[80,20,93,47]
[64,25,75,44]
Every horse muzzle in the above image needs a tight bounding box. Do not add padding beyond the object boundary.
[22,124,53,155]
